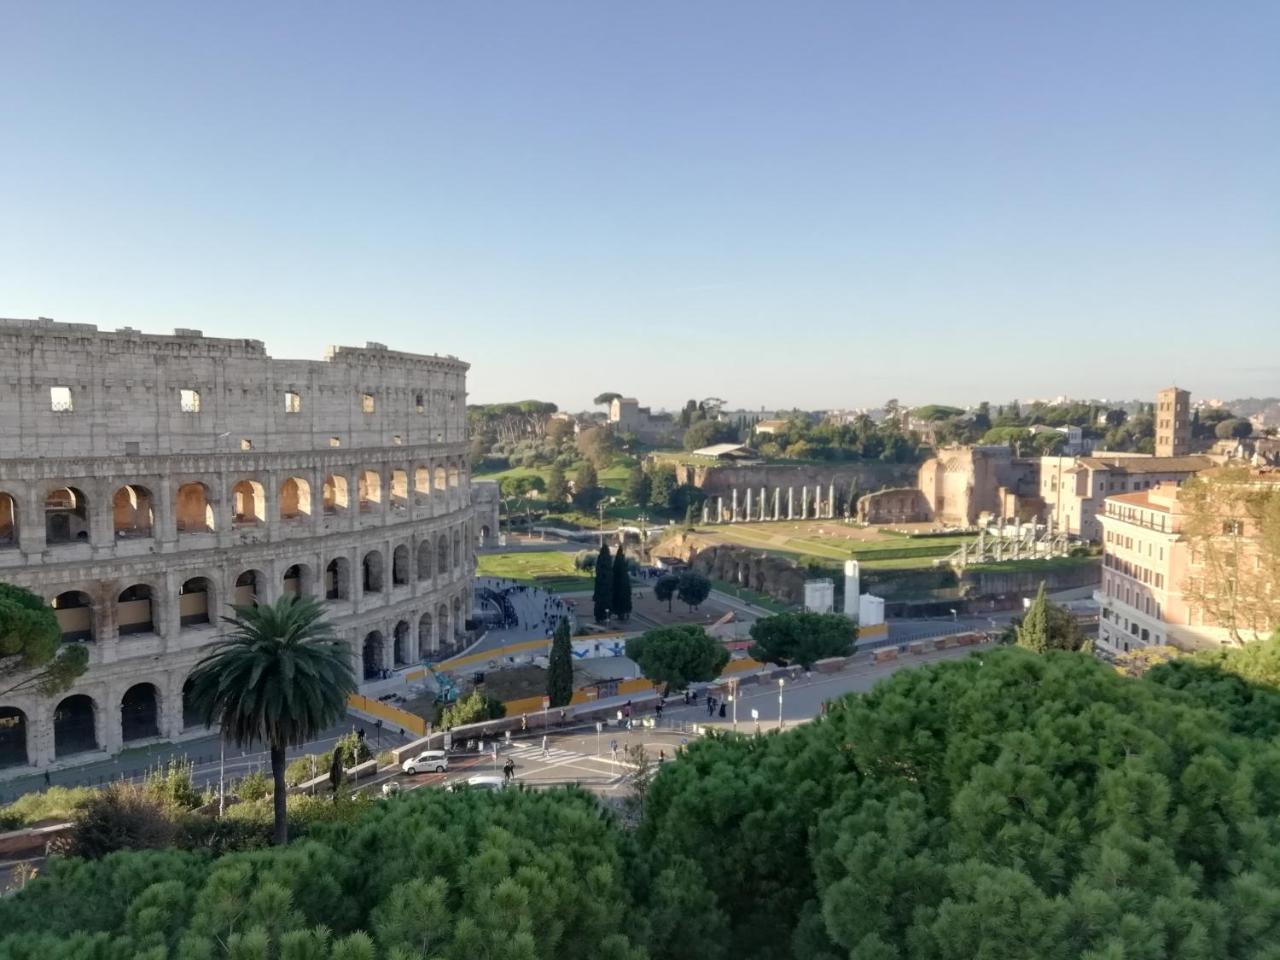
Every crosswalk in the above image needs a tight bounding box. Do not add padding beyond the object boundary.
[505,743,588,766]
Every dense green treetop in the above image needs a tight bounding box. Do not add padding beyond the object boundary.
[747,612,857,669]
[625,625,728,692]
[0,582,88,697]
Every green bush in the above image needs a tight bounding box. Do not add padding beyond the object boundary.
[285,754,326,787]
[440,689,507,729]
[141,759,204,812]
[334,731,373,767]
[59,782,177,859]
[0,785,97,829]
[235,770,272,802]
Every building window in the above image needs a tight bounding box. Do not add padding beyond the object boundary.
[416,392,425,414]
[329,437,342,448]
[361,393,375,414]
[180,389,201,413]
[50,386,74,412]
[393,434,403,445]
[240,439,253,451]
[1222,519,1243,536]
[284,391,302,414]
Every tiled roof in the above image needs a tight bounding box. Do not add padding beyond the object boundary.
[1078,455,1213,474]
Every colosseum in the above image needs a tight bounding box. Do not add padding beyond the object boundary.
[0,318,475,775]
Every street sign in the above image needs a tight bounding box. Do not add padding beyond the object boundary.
[541,696,550,709]
[750,708,759,720]
[596,721,603,733]
[443,732,452,750]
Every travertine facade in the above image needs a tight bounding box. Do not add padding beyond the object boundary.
[0,318,474,774]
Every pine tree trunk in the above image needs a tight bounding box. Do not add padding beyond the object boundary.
[271,743,288,845]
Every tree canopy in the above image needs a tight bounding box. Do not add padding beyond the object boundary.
[0,582,88,697]
[547,617,574,708]
[747,612,857,669]
[675,571,711,611]
[625,625,728,692]
[682,419,739,451]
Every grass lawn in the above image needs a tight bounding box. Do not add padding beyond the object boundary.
[963,554,1100,575]
[476,550,592,591]
[710,580,794,614]
[700,524,973,570]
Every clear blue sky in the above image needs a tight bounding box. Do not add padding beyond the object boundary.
[2,2,1276,412]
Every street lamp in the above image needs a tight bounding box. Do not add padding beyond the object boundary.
[777,677,785,730]
[730,679,738,732]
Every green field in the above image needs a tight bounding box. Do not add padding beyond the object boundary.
[475,457,677,528]
[702,524,971,570]
[476,550,592,592]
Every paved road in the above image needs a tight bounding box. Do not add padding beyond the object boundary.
[0,717,414,804]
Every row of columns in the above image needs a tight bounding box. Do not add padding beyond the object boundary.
[702,482,838,524]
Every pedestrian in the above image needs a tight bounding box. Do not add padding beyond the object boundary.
[503,758,515,783]
[658,749,666,763]
[707,697,715,717]
[655,701,663,720]
[719,701,726,719]
[43,770,51,788]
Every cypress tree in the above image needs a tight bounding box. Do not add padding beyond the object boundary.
[593,543,613,623]
[611,544,632,622]
[547,617,574,707]
[1016,582,1050,653]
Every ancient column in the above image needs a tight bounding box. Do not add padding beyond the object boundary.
[828,482,836,519]
[760,487,767,521]
[702,502,709,524]
[801,486,809,519]
[773,487,780,521]
[788,487,794,520]
[745,488,753,522]
[717,497,724,523]
[731,488,739,523]
[843,560,860,617]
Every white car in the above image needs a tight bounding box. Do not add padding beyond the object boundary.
[401,750,449,775]
[447,774,507,792]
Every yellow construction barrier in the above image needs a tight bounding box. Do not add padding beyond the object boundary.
[442,637,550,673]
[348,694,427,737]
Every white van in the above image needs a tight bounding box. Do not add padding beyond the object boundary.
[401,750,449,775]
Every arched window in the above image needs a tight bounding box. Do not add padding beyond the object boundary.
[433,466,447,491]
[414,467,430,495]
[390,470,408,509]
[117,584,155,636]
[417,540,432,580]
[45,486,89,546]
[325,557,350,600]
[322,475,349,514]
[436,535,449,574]
[284,390,302,414]
[182,678,203,730]
[282,563,311,597]
[280,477,312,520]
[362,631,384,680]
[121,683,159,741]
[393,620,410,667]
[112,484,155,539]
[52,590,94,643]
[452,529,461,569]
[362,550,384,594]
[0,492,17,548]
[231,480,266,525]
[415,392,425,414]
[358,470,382,512]
[437,603,450,651]
[0,708,29,768]
[392,544,410,586]
[179,577,212,626]
[175,483,215,533]
[53,694,97,757]
[234,570,263,606]
[448,465,459,488]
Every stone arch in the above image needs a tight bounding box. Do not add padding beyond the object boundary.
[448,463,459,488]
[433,466,447,491]
[53,694,98,757]
[52,590,95,642]
[280,476,312,520]
[452,595,463,638]
[322,475,349,514]
[283,562,312,598]
[175,482,215,533]
[416,540,432,580]
[362,550,384,594]
[231,479,266,525]
[0,490,17,548]
[479,523,491,544]
[44,485,90,545]
[392,544,410,586]
[437,603,450,650]
[357,469,382,512]
[181,677,204,730]
[393,619,411,666]
[234,569,265,606]
[362,630,384,680]
[436,534,449,573]
[121,683,160,741]
[414,467,430,494]
[417,612,433,658]
[452,528,461,569]
[111,484,155,539]
[179,576,214,627]
[117,583,156,636]
[390,470,408,507]
[0,707,29,768]
[325,557,351,600]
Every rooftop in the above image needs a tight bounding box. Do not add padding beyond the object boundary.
[1077,455,1213,474]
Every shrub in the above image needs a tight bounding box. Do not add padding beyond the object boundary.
[60,783,176,859]
[141,759,204,812]
[0,786,97,830]
[235,770,272,802]
[334,731,373,768]
[285,754,327,787]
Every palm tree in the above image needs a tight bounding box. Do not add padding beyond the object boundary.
[186,594,356,844]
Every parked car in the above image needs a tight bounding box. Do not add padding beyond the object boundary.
[401,750,449,775]
[447,774,507,792]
